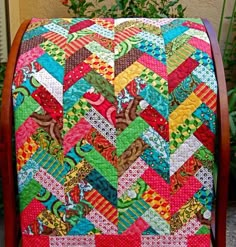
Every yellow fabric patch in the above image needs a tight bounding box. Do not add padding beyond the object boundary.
[114,61,145,94]
[169,92,202,134]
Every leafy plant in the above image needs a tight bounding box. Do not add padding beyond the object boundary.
[229,88,236,178]
[0,63,6,215]
[219,0,236,179]
[61,0,186,18]
[222,1,236,85]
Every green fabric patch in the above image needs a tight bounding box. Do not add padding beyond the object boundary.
[19,180,41,211]
[84,149,117,189]
[84,70,115,103]
[196,225,210,234]
[117,117,149,156]
[15,96,40,130]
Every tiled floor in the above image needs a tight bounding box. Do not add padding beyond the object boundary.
[227,203,236,247]
[0,206,235,246]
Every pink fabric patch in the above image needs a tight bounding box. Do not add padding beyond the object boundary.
[16,117,39,150]
[183,21,206,32]
[22,235,49,247]
[84,92,116,126]
[21,199,45,231]
[171,176,202,214]
[118,157,149,197]
[64,118,92,155]
[50,236,95,246]
[15,47,45,72]
[138,53,167,80]
[141,167,170,200]
[188,37,212,57]
[123,217,149,235]
[86,209,118,234]
[34,168,65,203]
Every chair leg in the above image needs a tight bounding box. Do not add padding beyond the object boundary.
[0,144,18,247]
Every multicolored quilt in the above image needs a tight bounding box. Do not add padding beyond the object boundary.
[13,18,217,247]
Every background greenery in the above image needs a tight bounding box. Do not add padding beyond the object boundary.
[62,0,186,18]
[219,0,236,182]
[0,63,6,215]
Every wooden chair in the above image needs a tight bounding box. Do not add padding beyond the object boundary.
[0,19,230,247]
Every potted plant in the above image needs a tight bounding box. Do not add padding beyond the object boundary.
[60,0,186,18]
[219,0,236,200]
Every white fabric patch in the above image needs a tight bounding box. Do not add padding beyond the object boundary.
[173,217,201,236]
[44,23,68,37]
[142,208,170,235]
[34,68,63,105]
[50,236,95,247]
[86,209,118,234]
[195,166,213,190]
[141,235,187,247]
[85,107,116,145]
[87,24,114,39]
[34,167,65,203]
[170,135,202,176]
[184,29,210,43]
[85,41,114,67]
[118,157,149,198]
[192,64,218,93]
[141,18,173,27]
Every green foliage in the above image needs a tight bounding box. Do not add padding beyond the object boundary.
[0,63,6,215]
[61,0,186,18]
[222,1,236,85]
[229,88,236,178]
[219,0,236,179]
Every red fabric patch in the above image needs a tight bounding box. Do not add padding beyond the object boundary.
[32,86,62,123]
[194,83,217,113]
[170,156,202,194]
[187,234,211,247]
[168,58,199,92]
[69,20,95,33]
[21,199,46,231]
[182,21,206,32]
[95,234,141,247]
[22,235,49,247]
[170,176,202,215]
[194,124,215,153]
[84,91,116,126]
[64,62,91,91]
[84,127,117,166]
[140,105,169,141]
[141,167,169,200]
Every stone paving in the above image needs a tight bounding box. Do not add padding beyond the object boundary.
[227,203,236,247]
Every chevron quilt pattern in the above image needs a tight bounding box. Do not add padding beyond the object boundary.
[13,18,217,246]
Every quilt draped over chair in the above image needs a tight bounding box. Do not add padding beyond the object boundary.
[13,18,217,247]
